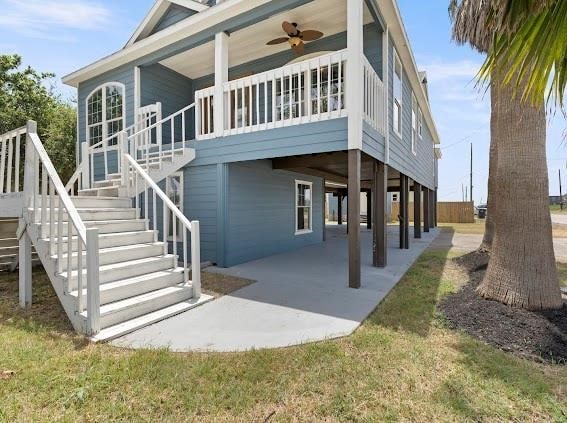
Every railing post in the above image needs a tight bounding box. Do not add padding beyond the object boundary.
[86,228,100,336]
[18,219,32,308]
[81,142,89,190]
[120,131,128,189]
[23,121,37,210]
[214,32,229,138]
[190,220,201,298]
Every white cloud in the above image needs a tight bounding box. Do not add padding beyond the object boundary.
[420,59,482,83]
[0,0,111,39]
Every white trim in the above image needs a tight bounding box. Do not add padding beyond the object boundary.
[418,106,423,139]
[134,66,141,125]
[214,31,229,138]
[392,46,402,139]
[85,82,126,147]
[125,0,209,48]
[411,92,417,156]
[383,25,390,164]
[346,0,364,150]
[170,0,210,12]
[295,179,313,235]
[63,0,273,87]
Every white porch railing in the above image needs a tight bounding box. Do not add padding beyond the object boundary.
[24,121,100,335]
[121,152,201,297]
[362,55,386,135]
[0,125,26,194]
[196,49,349,139]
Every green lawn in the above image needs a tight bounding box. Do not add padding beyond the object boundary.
[550,204,567,214]
[0,250,566,421]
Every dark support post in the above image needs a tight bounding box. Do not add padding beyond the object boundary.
[366,190,372,230]
[348,149,361,289]
[414,182,422,239]
[403,176,410,249]
[322,179,326,241]
[423,187,430,233]
[433,188,438,227]
[399,175,409,249]
[337,193,343,225]
[373,161,388,267]
[429,190,435,228]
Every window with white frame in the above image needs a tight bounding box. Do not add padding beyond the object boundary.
[418,107,423,139]
[166,172,184,241]
[86,83,125,147]
[295,180,313,234]
[393,48,403,137]
[411,93,417,155]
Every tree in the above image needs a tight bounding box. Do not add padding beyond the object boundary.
[0,54,76,181]
[450,0,563,309]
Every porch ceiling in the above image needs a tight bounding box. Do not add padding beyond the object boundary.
[160,0,374,80]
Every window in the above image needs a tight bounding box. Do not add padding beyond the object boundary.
[411,93,417,155]
[295,180,313,234]
[418,107,423,139]
[393,48,403,137]
[86,83,125,147]
[166,172,184,241]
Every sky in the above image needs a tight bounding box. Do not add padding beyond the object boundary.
[0,0,565,204]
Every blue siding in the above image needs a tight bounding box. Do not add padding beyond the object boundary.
[224,160,323,267]
[185,164,218,263]
[140,63,194,142]
[187,118,348,167]
[150,5,197,35]
[387,33,435,189]
[362,121,386,162]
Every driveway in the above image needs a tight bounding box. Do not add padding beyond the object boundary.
[112,225,439,352]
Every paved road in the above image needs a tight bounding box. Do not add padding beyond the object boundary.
[430,229,567,262]
[551,213,567,225]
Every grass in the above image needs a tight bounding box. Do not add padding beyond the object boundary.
[1,251,566,421]
[439,220,567,238]
[550,204,567,214]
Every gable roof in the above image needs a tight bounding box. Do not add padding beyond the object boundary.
[126,0,209,47]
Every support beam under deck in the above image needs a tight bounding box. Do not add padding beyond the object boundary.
[373,161,387,267]
[348,149,361,289]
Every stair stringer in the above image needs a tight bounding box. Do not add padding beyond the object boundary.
[123,148,196,196]
[23,212,87,334]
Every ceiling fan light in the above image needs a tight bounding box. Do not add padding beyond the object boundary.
[288,37,302,47]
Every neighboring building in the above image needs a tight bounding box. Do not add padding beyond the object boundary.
[3,0,441,338]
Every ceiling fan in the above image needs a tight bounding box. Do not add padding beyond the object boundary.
[266,21,324,55]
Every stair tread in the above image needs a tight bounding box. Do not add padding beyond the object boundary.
[69,267,185,296]
[53,241,164,260]
[85,285,192,317]
[91,294,213,342]
[41,230,155,243]
[61,254,176,278]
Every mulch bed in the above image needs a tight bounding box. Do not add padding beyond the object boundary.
[439,251,567,364]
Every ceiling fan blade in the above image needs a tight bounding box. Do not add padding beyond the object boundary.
[292,41,305,56]
[300,30,324,42]
[267,37,290,45]
[282,21,298,36]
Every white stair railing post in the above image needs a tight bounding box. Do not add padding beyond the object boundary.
[120,131,129,189]
[81,142,89,190]
[191,220,201,298]
[86,228,100,335]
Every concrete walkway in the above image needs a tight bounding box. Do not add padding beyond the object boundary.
[112,225,439,352]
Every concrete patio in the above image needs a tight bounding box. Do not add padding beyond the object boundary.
[112,224,439,352]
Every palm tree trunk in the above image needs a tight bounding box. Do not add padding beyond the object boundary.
[477,70,563,310]
[479,84,498,251]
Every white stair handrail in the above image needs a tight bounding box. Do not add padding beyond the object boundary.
[121,149,201,297]
[125,103,195,178]
[23,121,101,335]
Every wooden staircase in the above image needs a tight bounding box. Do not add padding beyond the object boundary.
[26,184,211,341]
[5,113,211,341]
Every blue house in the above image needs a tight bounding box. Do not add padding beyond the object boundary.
[3,0,441,339]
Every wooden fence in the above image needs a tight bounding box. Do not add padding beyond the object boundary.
[390,201,475,224]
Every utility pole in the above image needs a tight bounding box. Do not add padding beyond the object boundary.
[470,143,473,204]
[560,169,563,210]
